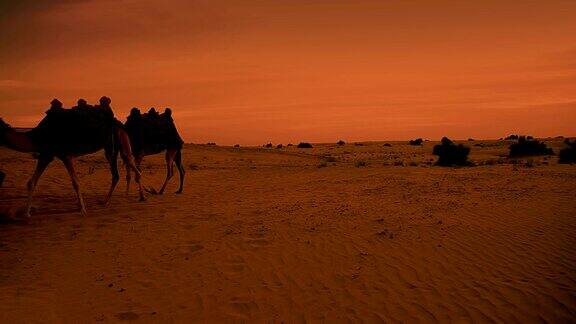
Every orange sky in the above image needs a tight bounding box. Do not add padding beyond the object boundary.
[1,0,575,145]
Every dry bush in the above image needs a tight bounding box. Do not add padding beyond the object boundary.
[559,139,576,164]
[383,143,392,147]
[298,142,313,148]
[264,143,273,148]
[433,137,471,166]
[355,160,367,167]
[409,138,423,146]
[276,144,283,149]
[337,140,345,146]
[509,136,553,157]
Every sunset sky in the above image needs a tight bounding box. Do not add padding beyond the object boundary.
[1,0,575,145]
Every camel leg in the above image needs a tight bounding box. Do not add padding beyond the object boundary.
[133,156,145,201]
[103,147,120,207]
[125,155,145,201]
[125,154,142,195]
[174,150,185,194]
[62,156,87,216]
[24,157,52,217]
[125,162,131,195]
[158,149,177,195]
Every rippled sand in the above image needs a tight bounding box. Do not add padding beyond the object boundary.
[0,139,574,322]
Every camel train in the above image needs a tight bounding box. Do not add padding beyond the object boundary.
[0,97,184,217]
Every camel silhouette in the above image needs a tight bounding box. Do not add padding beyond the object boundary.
[0,97,145,217]
[124,107,185,195]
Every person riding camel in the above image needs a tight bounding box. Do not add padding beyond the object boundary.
[95,96,114,119]
[148,107,159,118]
[47,99,63,113]
[72,98,93,110]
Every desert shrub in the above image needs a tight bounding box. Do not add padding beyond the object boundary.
[433,137,470,166]
[276,144,283,149]
[508,136,553,157]
[337,140,345,146]
[505,134,519,140]
[526,135,534,140]
[393,160,404,166]
[233,144,240,148]
[468,138,475,141]
[317,162,328,168]
[298,142,313,148]
[355,160,367,167]
[264,143,273,148]
[206,142,217,146]
[287,143,293,147]
[409,138,423,146]
[408,161,418,167]
[354,143,364,146]
[383,143,392,147]
[559,139,576,164]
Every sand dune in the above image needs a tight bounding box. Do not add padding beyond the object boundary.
[0,139,575,322]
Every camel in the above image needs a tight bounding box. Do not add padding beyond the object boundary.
[124,107,185,195]
[0,97,145,217]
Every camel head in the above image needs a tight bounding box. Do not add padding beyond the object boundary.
[0,118,11,141]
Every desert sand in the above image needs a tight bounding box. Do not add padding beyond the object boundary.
[0,139,574,322]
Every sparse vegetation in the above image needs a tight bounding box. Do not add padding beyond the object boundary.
[433,137,470,166]
[559,139,576,164]
[409,138,423,146]
[264,143,273,148]
[355,160,367,167]
[276,144,283,149]
[383,143,392,147]
[508,136,553,157]
[287,143,294,147]
[297,142,313,148]
[233,144,240,148]
[505,135,519,140]
[206,142,217,146]
[354,143,364,146]
[393,160,404,166]
[337,140,345,146]
[317,162,328,168]
[468,138,475,141]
